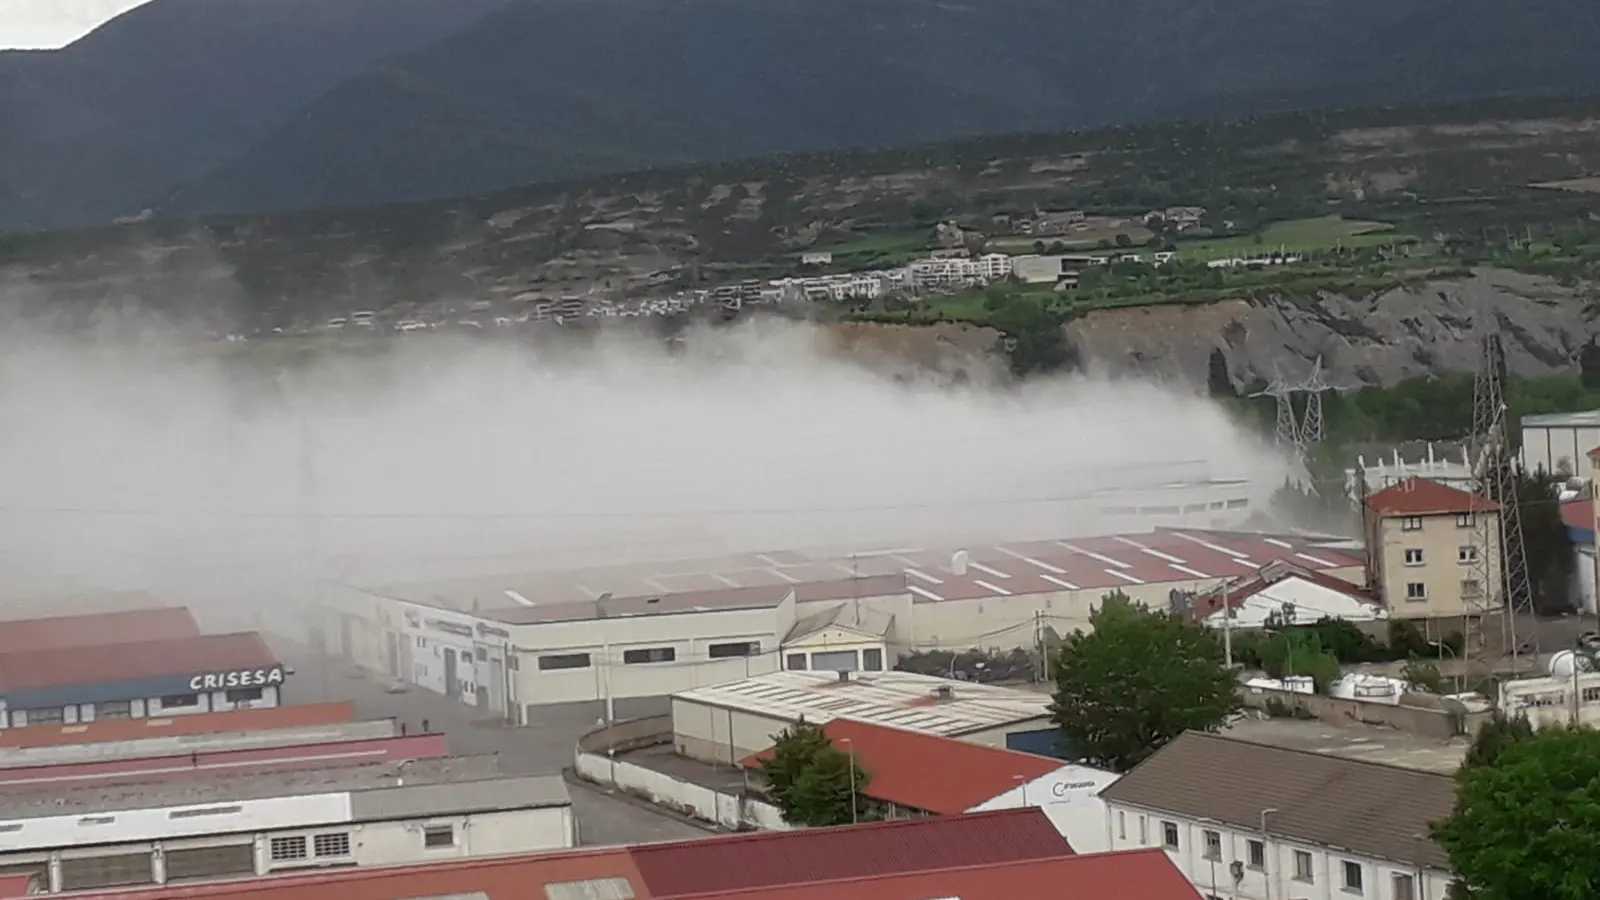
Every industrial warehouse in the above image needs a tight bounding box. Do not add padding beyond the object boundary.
[319,526,1364,717]
[0,607,288,728]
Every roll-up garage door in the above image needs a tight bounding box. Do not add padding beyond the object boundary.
[58,852,154,890]
[165,844,255,882]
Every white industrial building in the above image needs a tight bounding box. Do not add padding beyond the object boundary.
[1521,410,1600,479]
[1101,732,1457,900]
[1499,652,1600,729]
[1190,560,1385,629]
[670,669,1057,763]
[319,529,1363,719]
[0,757,573,892]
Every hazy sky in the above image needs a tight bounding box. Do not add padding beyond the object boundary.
[0,0,153,49]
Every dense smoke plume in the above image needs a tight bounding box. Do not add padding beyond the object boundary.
[0,308,1287,628]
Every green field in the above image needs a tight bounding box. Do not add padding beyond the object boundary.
[1174,216,1408,261]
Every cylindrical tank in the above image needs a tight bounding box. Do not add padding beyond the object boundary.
[1550,650,1594,679]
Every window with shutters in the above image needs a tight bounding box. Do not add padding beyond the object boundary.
[269,836,307,861]
[423,824,456,848]
[313,832,350,858]
[57,853,153,891]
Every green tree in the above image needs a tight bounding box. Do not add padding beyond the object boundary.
[755,720,871,827]
[1432,726,1600,900]
[1461,714,1535,770]
[1051,591,1240,772]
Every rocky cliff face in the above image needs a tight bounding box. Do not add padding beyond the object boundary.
[1068,269,1600,389]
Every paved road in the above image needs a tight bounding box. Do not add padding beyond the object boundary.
[270,637,706,847]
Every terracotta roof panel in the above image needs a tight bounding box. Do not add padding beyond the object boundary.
[1364,476,1495,516]
[662,850,1200,900]
[0,632,279,692]
[739,719,1064,815]
[632,808,1072,897]
[0,702,353,748]
[0,607,199,655]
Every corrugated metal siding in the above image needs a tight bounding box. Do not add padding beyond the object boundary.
[631,808,1071,897]
[164,845,254,882]
[58,853,153,891]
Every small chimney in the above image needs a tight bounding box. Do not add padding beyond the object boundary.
[951,549,970,576]
[836,670,851,683]
[933,684,954,701]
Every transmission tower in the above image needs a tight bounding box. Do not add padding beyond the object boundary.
[1297,357,1334,447]
[1467,333,1534,673]
[1250,376,1304,459]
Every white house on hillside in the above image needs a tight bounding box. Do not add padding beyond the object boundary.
[1191,560,1382,629]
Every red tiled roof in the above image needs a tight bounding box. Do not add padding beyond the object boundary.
[631,808,1072,897]
[0,702,353,749]
[1587,445,1600,459]
[0,733,448,792]
[664,850,1200,900]
[738,719,1064,815]
[0,607,199,656]
[38,847,648,900]
[0,632,278,692]
[1191,563,1374,620]
[1364,476,1495,516]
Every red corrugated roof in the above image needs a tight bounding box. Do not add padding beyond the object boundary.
[0,632,278,692]
[0,607,199,656]
[0,702,353,748]
[1364,477,1495,516]
[663,849,1199,900]
[632,808,1071,897]
[1192,563,1374,619]
[0,733,448,792]
[36,847,648,900]
[738,719,1064,815]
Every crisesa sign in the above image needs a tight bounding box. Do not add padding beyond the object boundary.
[188,667,286,692]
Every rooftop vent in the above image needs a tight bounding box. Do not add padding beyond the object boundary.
[951,549,970,576]
[931,684,954,701]
[837,670,852,683]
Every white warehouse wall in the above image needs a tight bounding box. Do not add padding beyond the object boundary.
[968,764,1120,853]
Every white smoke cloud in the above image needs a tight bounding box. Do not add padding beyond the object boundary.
[0,304,1287,628]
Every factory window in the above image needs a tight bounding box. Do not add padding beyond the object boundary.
[1456,513,1475,528]
[1342,860,1364,894]
[225,687,263,704]
[1458,546,1479,564]
[1401,516,1423,531]
[862,648,885,671]
[1247,839,1265,869]
[97,700,132,719]
[268,836,307,861]
[786,654,808,670]
[475,647,488,661]
[1202,829,1221,860]
[1405,582,1427,601]
[1461,579,1483,599]
[708,641,759,659]
[538,653,591,671]
[161,693,200,709]
[623,647,676,665]
[1403,549,1424,566]
[423,824,455,848]
[22,707,63,725]
[1161,821,1179,849]
[507,655,519,671]
[312,832,350,858]
[1583,687,1600,704]
[1392,873,1415,900]
[1294,850,1314,881]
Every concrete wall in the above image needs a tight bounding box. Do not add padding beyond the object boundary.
[1105,802,1454,900]
[1371,512,1500,618]
[573,720,788,832]
[1240,686,1483,740]
[671,698,794,765]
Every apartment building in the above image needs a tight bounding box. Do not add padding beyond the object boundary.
[1361,477,1500,622]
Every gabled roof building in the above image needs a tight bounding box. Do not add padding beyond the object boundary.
[1100,731,1456,900]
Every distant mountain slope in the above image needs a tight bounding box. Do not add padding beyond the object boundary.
[162,0,1600,218]
[0,0,510,230]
